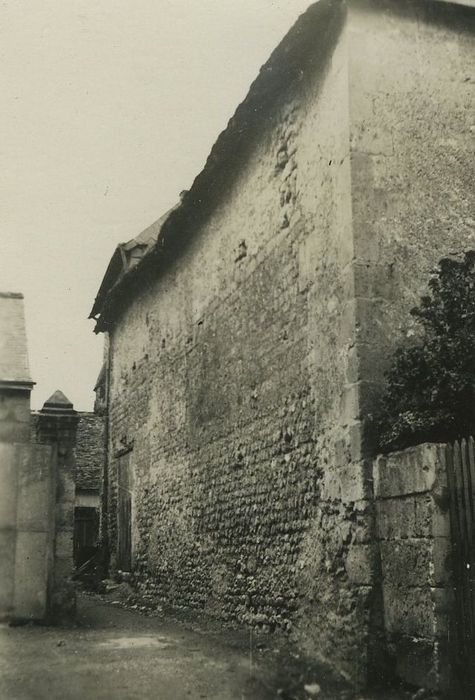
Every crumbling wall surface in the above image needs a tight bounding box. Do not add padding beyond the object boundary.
[373,444,452,691]
[74,412,104,490]
[106,23,375,682]
[348,0,475,397]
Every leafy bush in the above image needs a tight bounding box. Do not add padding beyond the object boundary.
[376,251,475,453]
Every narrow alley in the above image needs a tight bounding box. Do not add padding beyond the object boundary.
[0,593,413,700]
[1,594,267,700]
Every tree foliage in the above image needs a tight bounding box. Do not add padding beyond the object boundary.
[376,251,475,453]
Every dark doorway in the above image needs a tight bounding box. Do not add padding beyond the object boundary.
[74,506,99,568]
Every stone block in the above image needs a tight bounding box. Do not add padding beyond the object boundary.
[13,531,50,619]
[344,346,359,385]
[345,544,377,585]
[338,299,357,348]
[334,436,351,468]
[354,298,392,349]
[383,584,435,638]
[339,381,382,427]
[373,444,445,499]
[339,383,359,426]
[322,462,371,503]
[320,465,341,501]
[345,343,384,386]
[352,261,397,302]
[376,495,432,540]
[381,539,431,587]
[349,421,363,462]
[393,636,439,691]
[340,462,372,503]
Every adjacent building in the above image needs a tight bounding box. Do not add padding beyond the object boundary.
[0,293,79,623]
[90,0,475,685]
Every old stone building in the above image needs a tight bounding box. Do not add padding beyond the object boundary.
[90,0,475,686]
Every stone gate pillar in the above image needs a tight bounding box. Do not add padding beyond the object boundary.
[0,292,35,620]
[37,390,79,622]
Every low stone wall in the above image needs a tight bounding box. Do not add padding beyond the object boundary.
[373,444,452,691]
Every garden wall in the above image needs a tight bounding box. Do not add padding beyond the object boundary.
[373,443,453,691]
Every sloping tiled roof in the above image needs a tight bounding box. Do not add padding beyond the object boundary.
[90,203,180,320]
[90,0,345,330]
[75,412,104,491]
[0,292,33,388]
[90,0,474,332]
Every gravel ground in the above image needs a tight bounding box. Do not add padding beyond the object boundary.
[0,593,420,700]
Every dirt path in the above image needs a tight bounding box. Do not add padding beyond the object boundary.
[0,596,267,700]
[0,595,413,700]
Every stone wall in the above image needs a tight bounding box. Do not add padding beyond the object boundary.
[105,15,377,683]
[373,444,452,691]
[74,412,104,491]
[100,0,475,687]
[345,5,474,679]
[34,392,79,622]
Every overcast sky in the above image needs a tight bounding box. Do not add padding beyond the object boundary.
[1,0,313,410]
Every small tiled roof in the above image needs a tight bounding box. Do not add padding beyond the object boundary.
[90,0,345,330]
[0,292,33,388]
[90,0,475,333]
[31,411,105,491]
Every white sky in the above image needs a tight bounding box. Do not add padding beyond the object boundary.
[0,0,312,410]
